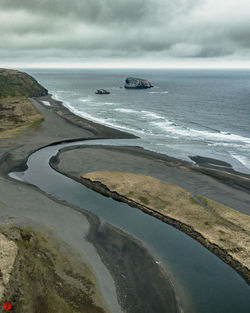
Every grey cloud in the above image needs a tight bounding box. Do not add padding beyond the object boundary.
[0,0,250,66]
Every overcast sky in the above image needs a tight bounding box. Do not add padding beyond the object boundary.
[1,0,250,68]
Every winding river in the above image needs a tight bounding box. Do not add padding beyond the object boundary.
[10,140,250,313]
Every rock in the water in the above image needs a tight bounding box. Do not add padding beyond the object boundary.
[95,89,110,94]
[124,77,153,89]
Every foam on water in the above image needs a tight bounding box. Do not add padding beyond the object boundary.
[148,91,169,94]
[152,121,250,145]
[230,153,250,169]
[115,108,138,114]
[208,142,248,148]
[42,101,51,106]
[141,110,163,119]
[64,101,145,135]
[79,98,90,103]
[115,108,163,120]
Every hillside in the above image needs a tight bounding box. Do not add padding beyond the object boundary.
[0,68,47,98]
[0,68,46,138]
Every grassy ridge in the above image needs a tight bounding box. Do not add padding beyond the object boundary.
[0,68,47,98]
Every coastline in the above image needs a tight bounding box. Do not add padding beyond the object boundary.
[0,95,182,313]
[1,93,250,311]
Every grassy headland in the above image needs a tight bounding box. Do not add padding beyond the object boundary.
[81,171,250,282]
[0,68,47,98]
[0,68,47,139]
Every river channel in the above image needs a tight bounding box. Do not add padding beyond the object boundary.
[10,140,250,313]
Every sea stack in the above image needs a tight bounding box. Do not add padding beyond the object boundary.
[95,89,110,94]
[124,77,153,89]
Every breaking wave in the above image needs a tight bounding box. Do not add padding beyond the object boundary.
[151,120,250,144]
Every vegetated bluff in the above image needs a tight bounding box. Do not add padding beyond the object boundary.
[0,68,48,98]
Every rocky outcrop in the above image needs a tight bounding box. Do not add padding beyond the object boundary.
[124,77,153,89]
[0,68,48,98]
[95,89,110,94]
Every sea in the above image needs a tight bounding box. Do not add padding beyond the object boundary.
[25,69,250,174]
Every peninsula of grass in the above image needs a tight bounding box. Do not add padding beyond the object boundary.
[81,171,250,282]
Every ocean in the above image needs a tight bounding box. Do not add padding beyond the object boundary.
[25,68,250,174]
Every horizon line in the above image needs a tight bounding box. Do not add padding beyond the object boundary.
[15,66,250,70]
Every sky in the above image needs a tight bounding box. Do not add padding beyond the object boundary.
[1,0,250,68]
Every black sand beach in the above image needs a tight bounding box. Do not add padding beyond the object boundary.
[1,94,250,312]
[0,95,182,313]
[51,144,250,216]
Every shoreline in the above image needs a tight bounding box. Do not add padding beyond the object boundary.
[36,94,250,195]
[0,95,182,313]
[81,175,250,285]
[1,92,250,311]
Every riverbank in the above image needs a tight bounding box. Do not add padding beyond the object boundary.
[81,171,250,284]
[0,95,181,313]
[50,144,250,284]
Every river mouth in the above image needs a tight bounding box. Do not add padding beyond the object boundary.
[9,139,250,313]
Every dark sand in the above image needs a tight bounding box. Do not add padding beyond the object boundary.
[53,145,250,216]
[0,96,181,313]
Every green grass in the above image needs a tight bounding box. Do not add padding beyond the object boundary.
[138,196,149,205]
[0,69,47,98]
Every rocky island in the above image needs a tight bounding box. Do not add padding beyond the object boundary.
[124,77,153,89]
[95,89,110,94]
